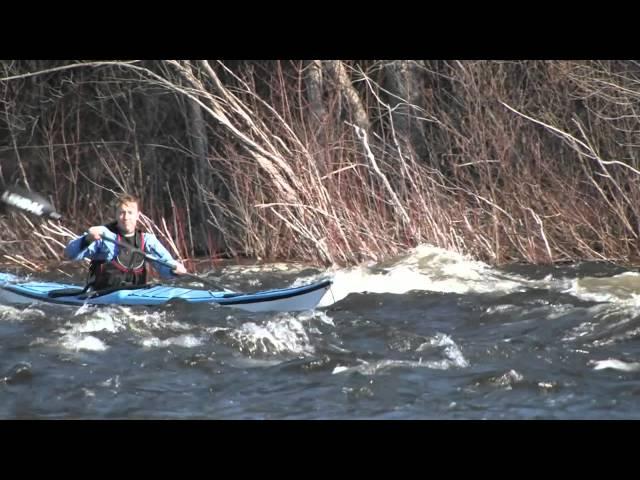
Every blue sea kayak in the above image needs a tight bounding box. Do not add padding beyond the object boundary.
[0,273,332,312]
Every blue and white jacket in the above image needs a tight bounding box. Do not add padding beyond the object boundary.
[64,226,180,279]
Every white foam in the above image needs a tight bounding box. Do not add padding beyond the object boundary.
[294,309,334,326]
[52,304,196,352]
[591,358,640,372]
[590,325,640,347]
[332,365,350,374]
[0,304,46,322]
[57,308,128,340]
[73,306,189,334]
[332,357,458,375]
[223,263,306,275]
[562,321,597,342]
[489,369,524,388]
[76,313,124,334]
[485,304,518,314]
[418,333,469,368]
[140,334,203,348]
[82,388,96,397]
[60,334,108,351]
[333,333,468,374]
[73,304,93,316]
[227,315,314,356]
[568,272,640,305]
[562,301,640,344]
[99,375,120,388]
[313,243,531,307]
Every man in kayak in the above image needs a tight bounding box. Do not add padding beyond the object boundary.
[64,194,187,290]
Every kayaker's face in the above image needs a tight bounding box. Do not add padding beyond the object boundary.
[116,201,140,235]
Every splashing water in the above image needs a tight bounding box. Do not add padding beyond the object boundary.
[332,332,468,374]
[4,242,640,419]
[591,359,640,372]
[140,335,203,349]
[0,304,46,322]
[59,334,108,352]
[53,306,192,352]
[417,333,470,369]
[224,315,315,356]
[569,272,640,304]
[311,244,541,308]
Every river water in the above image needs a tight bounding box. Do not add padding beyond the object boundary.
[2,244,640,419]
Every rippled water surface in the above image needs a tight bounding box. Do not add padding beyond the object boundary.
[2,244,640,419]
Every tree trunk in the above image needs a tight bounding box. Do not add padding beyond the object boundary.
[384,60,428,162]
[188,97,215,254]
[304,60,326,124]
[324,60,369,130]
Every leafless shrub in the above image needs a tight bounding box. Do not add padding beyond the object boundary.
[3,60,640,270]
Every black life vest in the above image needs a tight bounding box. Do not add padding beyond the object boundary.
[88,222,148,290]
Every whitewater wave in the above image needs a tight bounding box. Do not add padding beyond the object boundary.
[307,244,538,307]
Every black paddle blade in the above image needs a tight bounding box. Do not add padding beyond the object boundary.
[0,185,62,220]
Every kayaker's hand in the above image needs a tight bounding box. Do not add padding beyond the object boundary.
[85,226,106,243]
[172,262,187,275]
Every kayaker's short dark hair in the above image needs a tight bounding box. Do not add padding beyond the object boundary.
[114,194,140,210]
